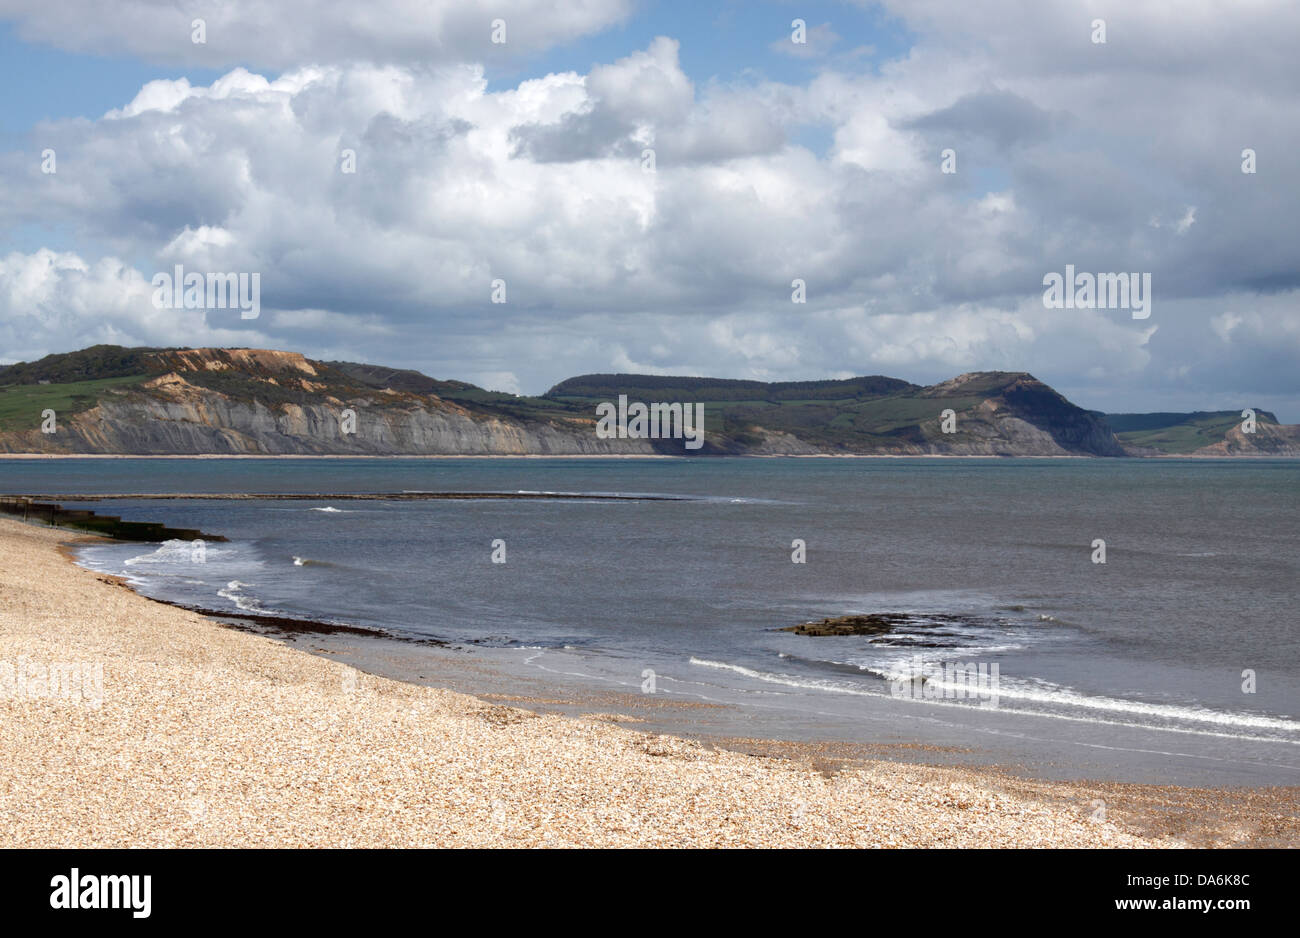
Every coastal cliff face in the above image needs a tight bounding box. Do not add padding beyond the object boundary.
[0,370,653,456]
[909,373,1127,457]
[1,344,1283,457]
[52,398,653,456]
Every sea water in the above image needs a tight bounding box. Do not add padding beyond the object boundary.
[4,456,1297,785]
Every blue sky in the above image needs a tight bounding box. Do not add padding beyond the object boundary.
[2,3,912,130]
[495,0,913,87]
[0,22,220,132]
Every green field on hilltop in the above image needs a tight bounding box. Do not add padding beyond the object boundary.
[0,375,149,433]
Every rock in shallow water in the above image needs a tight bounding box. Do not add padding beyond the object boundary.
[781,613,912,636]
[780,612,968,636]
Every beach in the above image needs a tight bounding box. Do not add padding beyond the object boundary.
[2,516,1296,847]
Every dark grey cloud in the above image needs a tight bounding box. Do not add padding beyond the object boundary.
[902,90,1057,151]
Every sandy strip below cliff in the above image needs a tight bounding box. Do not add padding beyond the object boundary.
[0,517,1291,848]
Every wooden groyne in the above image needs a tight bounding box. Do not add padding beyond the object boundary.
[0,496,227,542]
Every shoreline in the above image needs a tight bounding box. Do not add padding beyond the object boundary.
[4,491,690,501]
[4,518,1296,846]
[2,452,1293,461]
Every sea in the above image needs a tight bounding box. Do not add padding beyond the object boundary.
[3,456,1297,786]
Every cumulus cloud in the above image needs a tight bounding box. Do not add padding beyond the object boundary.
[902,90,1059,152]
[509,38,787,164]
[0,248,268,362]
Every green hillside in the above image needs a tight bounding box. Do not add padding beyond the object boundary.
[0,345,164,385]
[1108,410,1278,454]
[541,370,1120,454]
[0,375,151,433]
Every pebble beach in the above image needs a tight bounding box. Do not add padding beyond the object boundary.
[2,517,1294,848]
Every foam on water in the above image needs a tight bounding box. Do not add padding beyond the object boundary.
[217,580,264,612]
[691,655,1300,744]
[123,539,235,565]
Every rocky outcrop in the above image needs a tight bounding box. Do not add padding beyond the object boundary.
[781,614,906,636]
[780,612,969,636]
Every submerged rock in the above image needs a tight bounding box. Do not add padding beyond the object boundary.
[780,612,968,636]
[781,613,912,636]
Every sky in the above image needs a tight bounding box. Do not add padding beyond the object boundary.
[0,0,1296,419]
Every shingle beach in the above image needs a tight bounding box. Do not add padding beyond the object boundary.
[2,518,1294,848]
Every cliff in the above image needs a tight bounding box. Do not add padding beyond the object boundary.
[0,349,648,455]
[1,345,1287,457]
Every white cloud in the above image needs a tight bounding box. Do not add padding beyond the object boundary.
[0,248,269,361]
